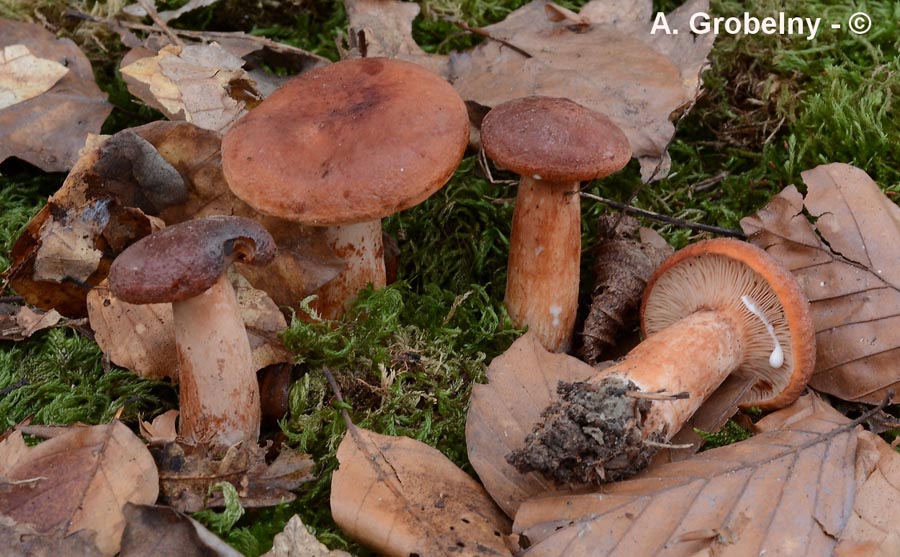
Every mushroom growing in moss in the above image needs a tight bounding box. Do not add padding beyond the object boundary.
[108,215,275,449]
[480,96,631,353]
[508,238,816,484]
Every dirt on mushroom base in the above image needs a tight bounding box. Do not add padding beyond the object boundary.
[507,376,664,484]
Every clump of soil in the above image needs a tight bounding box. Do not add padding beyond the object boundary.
[507,376,663,484]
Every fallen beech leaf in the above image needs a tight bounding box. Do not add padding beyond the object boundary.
[119,503,242,557]
[466,332,597,518]
[740,163,900,403]
[449,0,714,176]
[0,303,66,340]
[331,425,512,557]
[153,442,315,512]
[263,515,353,557]
[9,121,343,317]
[0,43,68,109]
[0,19,111,171]
[121,43,260,133]
[513,395,868,556]
[139,410,179,443]
[0,422,159,557]
[580,216,672,364]
[0,515,102,557]
[123,0,221,22]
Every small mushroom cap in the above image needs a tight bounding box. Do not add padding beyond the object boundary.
[109,216,276,304]
[480,96,631,183]
[222,58,469,225]
[641,238,815,410]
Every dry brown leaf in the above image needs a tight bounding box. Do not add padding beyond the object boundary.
[139,409,179,443]
[0,43,68,109]
[512,394,872,556]
[0,303,68,340]
[9,121,342,317]
[0,422,159,557]
[0,514,103,557]
[466,332,597,518]
[121,43,260,133]
[119,503,242,557]
[263,515,353,557]
[0,19,111,172]
[740,163,900,404]
[449,0,714,177]
[580,216,673,364]
[331,425,512,557]
[123,0,221,22]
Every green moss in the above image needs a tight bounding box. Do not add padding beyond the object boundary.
[696,419,753,449]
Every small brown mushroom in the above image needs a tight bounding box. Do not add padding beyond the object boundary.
[481,96,631,353]
[508,238,816,484]
[108,216,276,449]
[222,57,469,318]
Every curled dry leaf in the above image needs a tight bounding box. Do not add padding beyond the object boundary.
[580,216,673,364]
[0,422,159,557]
[121,43,261,133]
[331,425,512,557]
[119,503,242,557]
[512,394,895,556]
[740,163,900,404]
[0,515,102,557]
[0,303,69,341]
[466,332,597,518]
[0,19,111,172]
[139,409,179,443]
[449,0,714,177]
[263,515,353,557]
[0,43,68,109]
[9,121,343,317]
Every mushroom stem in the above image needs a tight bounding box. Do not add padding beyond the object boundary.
[173,273,260,448]
[506,176,580,353]
[311,220,386,320]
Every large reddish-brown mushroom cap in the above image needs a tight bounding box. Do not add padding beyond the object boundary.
[108,215,276,304]
[480,96,631,183]
[641,238,815,410]
[221,58,469,225]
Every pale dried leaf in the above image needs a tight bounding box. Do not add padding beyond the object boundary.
[119,503,242,557]
[740,163,900,403]
[0,44,68,109]
[231,270,292,369]
[331,426,512,557]
[0,514,102,557]
[0,422,159,557]
[0,20,111,171]
[263,515,353,557]
[466,332,597,518]
[121,43,257,133]
[33,200,109,283]
[139,410,179,444]
[513,395,861,556]
[449,0,714,176]
[0,304,64,341]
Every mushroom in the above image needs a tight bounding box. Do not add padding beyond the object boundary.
[507,238,816,484]
[108,215,276,449]
[480,96,631,353]
[222,57,469,319]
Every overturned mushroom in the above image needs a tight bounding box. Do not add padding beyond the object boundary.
[480,96,631,352]
[508,238,815,483]
[108,215,275,449]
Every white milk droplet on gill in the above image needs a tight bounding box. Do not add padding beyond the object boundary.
[740,295,784,368]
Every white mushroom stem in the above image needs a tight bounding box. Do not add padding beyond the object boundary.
[506,176,580,353]
[593,310,743,438]
[311,220,386,320]
[173,273,260,448]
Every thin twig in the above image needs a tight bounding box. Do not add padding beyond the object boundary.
[644,439,695,450]
[625,390,690,401]
[322,366,354,430]
[135,0,182,46]
[579,191,747,238]
[445,17,533,58]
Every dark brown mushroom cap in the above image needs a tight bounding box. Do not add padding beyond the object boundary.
[221,58,469,226]
[480,96,631,183]
[108,216,276,304]
[641,238,815,410]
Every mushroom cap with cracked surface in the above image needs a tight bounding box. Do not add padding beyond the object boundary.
[108,215,276,304]
[222,57,469,226]
[480,96,631,184]
[641,238,815,410]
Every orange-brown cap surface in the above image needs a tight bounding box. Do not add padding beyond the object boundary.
[222,58,469,225]
[480,96,631,183]
[641,238,815,410]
